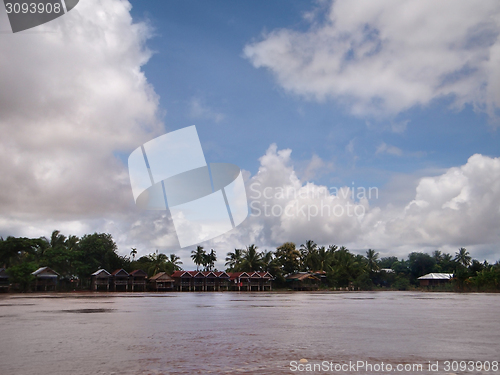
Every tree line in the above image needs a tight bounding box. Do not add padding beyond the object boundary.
[1,230,499,291]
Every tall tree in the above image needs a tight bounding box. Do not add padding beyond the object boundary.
[130,248,137,261]
[225,249,244,272]
[299,240,319,271]
[191,246,206,271]
[455,247,472,268]
[204,249,217,271]
[275,242,301,275]
[366,249,380,275]
[168,254,183,271]
[148,250,169,276]
[240,244,263,272]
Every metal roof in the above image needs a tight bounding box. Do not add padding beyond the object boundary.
[32,267,59,277]
[418,273,453,280]
[91,269,111,277]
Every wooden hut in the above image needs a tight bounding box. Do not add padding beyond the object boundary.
[129,269,148,291]
[91,269,111,291]
[418,273,453,287]
[0,268,9,292]
[171,271,193,291]
[285,272,321,290]
[111,269,129,291]
[213,271,230,291]
[149,272,175,291]
[32,267,59,291]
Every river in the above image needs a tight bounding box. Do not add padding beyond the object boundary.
[0,291,499,374]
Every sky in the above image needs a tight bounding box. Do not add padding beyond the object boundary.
[1,0,499,269]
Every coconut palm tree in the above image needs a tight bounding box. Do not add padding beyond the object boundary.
[225,249,244,271]
[455,247,471,268]
[148,250,169,276]
[191,246,206,271]
[366,249,380,274]
[204,249,216,271]
[300,240,318,271]
[240,244,263,272]
[130,247,137,261]
[169,253,183,271]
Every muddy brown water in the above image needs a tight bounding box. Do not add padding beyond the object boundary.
[0,291,498,374]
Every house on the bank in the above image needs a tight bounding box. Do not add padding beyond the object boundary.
[285,272,322,291]
[228,272,273,291]
[169,271,272,291]
[32,267,59,291]
[418,273,454,287]
[149,272,175,291]
[0,268,9,292]
[129,269,148,291]
[111,269,129,291]
[91,269,111,291]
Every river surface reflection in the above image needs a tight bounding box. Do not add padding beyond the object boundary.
[0,291,499,374]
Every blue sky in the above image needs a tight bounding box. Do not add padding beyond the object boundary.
[130,0,498,190]
[1,0,500,267]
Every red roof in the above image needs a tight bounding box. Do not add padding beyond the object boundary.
[171,271,189,278]
[129,269,147,277]
[111,269,129,276]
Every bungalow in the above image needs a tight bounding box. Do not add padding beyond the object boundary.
[129,269,147,292]
[91,269,111,291]
[212,271,231,291]
[32,267,59,292]
[418,273,454,287]
[170,271,269,291]
[228,272,273,291]
[285,272,321,291]
[171,271,193,291]
[0,268,9,292]
[149,272,175,291]
[111,269,129,291]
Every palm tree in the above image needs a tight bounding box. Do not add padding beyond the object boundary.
[191,246,206,271]
[130,247,137,261]
[366,249,380,274]
[169,254,183,271]
[261,250,274,272]
[148,250,168,276]
[204,249,216,271]
[240,244,263,272]
[299,240,318,271]
[455,247,471,268]
[225,249,244,271]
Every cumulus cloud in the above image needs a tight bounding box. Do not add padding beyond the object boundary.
[0,0,163,220]
[202,146,500,264]
[244,0,500,121]
[189,97,225,123]
[0,0,178,260]
[376,142,403,156]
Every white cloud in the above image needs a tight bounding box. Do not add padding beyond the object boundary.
[244,0,500,121]
[0,0,163,221]
[202,146,500,264]
[189,97,225,123]
[376,142,403,156]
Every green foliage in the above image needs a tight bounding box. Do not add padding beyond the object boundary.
[3,230,500,293]
[275,242,301,275]
[8,262,38,291]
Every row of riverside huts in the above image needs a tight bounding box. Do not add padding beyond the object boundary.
[92,269,274,292]
[0,267,273,292]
